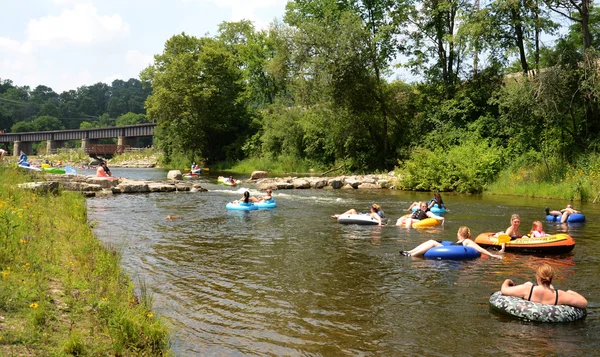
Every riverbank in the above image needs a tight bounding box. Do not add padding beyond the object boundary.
[0,167,172,356]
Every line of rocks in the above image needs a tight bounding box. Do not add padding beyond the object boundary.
[18,174,205,197]
[248,171,397,190]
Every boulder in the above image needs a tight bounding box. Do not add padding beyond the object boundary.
[328,178,344,189]
[275,181,294,190]
[250,171,269,180]
[86,177,120,189]
[292,178,311,189]
[308,178,328,189]
[167,170,183,180]
[344,177,361,189]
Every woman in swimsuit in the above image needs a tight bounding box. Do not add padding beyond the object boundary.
[396,201,444,227]
[399,226,502,258]
[500,263,587,308]
[499,214,522,253]
[331,204,384,226]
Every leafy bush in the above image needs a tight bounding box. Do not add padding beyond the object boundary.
[396,139,505,193]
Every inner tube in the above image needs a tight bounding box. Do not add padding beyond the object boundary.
[423,241,481,260]
[255,199,277,209]
[412,204,446,215]
[489,291,586,322]
[225,202,257,211]
[546,213,585,223]
[412,217,440,228]
[337,214,386,225]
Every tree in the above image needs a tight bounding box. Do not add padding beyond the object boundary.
[142,33,251,164]
[116,112,147,126]
[32,115,64,131]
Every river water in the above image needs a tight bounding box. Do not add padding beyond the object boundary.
[87,169,599,356]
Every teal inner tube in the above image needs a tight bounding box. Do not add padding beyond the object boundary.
[412,204,446,215]
[225,202,257,211]
[489,291,586,322]
[255,199,277,209]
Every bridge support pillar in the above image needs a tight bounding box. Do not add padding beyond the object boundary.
[13,141,33,156]
[118,136,137,148]
[46,140,65,154]
[81,138,99,153]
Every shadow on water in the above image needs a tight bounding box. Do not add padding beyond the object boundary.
[87,169,600,356]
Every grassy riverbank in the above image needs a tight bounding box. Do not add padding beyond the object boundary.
[0,167,171,355]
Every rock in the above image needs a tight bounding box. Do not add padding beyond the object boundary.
[167,170,183,180]
[344,178,361,189]
[17,181,59,194]
[250,170,269,180]
[308,178,328,189]
[292,178,311,189]
[86,177,120,188]
[328,178,344,189]
[341,183,355,189]
[275,181,294,190]
[113,182,150,193]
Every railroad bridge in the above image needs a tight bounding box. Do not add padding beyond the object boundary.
[0,123,156,156]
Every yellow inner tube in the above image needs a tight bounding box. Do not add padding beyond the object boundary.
[412,217,439,228]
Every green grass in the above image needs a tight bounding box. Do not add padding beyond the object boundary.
[485,159,600,202]
[0,167,172,356]
[109,148,163,166]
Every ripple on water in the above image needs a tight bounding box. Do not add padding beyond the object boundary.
[87,176,600,356]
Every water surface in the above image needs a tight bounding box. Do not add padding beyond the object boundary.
[87,170,599,356]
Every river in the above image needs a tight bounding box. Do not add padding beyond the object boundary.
[87,169,599,356]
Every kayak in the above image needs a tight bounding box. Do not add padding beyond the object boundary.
[43,167,66,174]
[474,232,575,254]
[18,164,41,171]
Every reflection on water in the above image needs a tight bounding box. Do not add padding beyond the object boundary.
[87,169,599,356]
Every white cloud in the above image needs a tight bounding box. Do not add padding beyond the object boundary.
[126,50,154,68]
[0,37,22,52]
[185,0,286,29]
[102,73,123,85]
[25,3,129,48]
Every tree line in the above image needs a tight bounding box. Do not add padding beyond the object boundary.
[142,0,599,186]
[0,78,151,134]
[2,0,599,193]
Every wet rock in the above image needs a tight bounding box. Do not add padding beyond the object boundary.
[167,170,183,180]
[250,170,268,180]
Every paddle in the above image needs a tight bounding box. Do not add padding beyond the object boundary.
[496,234,511,243]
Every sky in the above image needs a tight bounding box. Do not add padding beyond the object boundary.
[0,0,289,93]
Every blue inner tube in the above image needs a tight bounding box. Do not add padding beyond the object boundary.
[412,204,446,215]
[489,291,586,322]
[255,199,277,209]
[226,202,258,211]
[423,241,480,260]
[545,213,585,223]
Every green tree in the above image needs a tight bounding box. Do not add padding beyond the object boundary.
[31,115,65,131]
[116,112,147,126]
[142,33,251,164]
